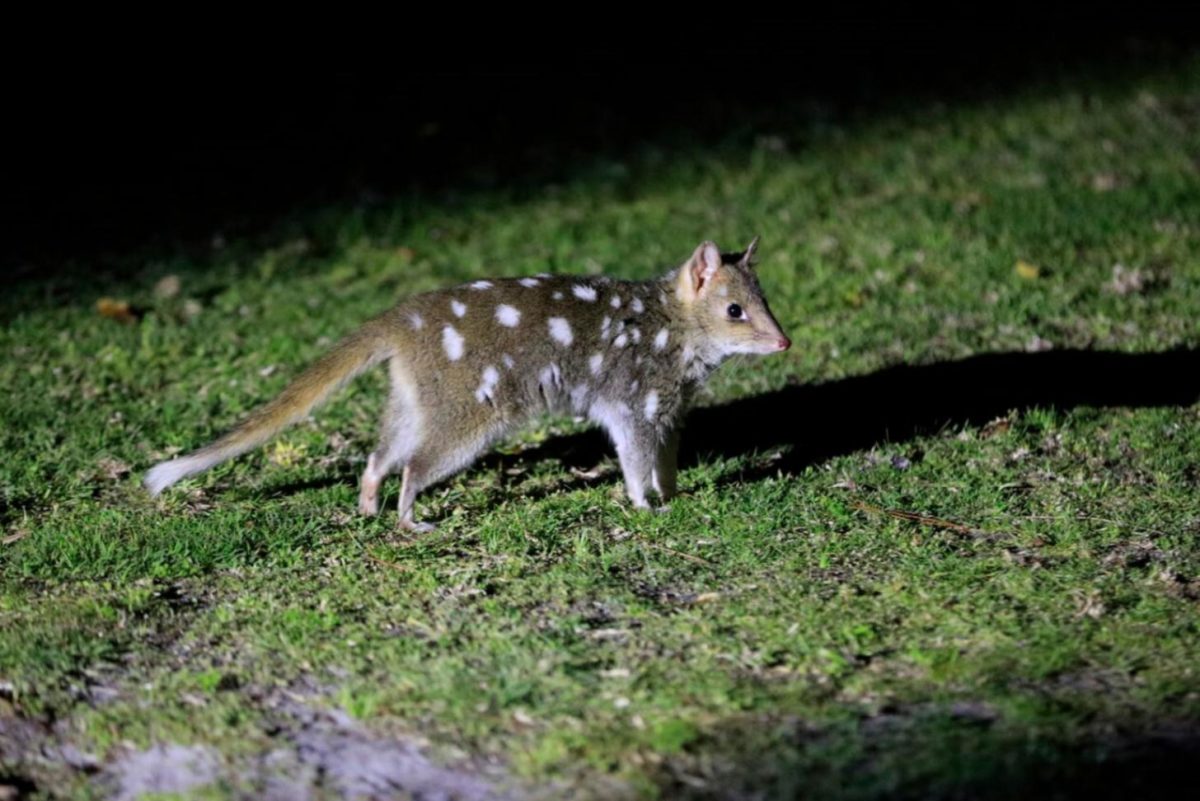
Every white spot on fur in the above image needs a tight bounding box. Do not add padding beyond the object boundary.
[589,398,631,452]
[573,284,597,301]
[450,299,467,318]
[659,291,668,306]
[681,345,694,365]
[644,391,659,421]
[502,353,515,369]
[548,317,573,346]
[442,326,465,361]
[600,316,611,336]
[470,280,493,290]
[630,297,644,313]
[495,304,521,327]
[610,295,622,308]
[630,380,639,392]
[519,277,540,288]
[654,328,669,350]
[407,312,424,330]
[475,365,500,404]
[552,291,563,300]
[614,333,628,348]
[589,353,604,375]
[630,328,641,343]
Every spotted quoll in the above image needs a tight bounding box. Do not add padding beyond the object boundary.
[145,239,791,530]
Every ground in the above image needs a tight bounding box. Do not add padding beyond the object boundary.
[2,60,1199,799]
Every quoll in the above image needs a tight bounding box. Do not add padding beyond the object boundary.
[145,239,792,529]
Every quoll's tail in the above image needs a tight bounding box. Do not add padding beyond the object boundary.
[144,322,394,496]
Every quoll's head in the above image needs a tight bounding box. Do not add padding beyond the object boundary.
[675,238,792,355]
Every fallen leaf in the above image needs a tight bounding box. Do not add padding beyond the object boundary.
[97,457,131,480]
[1025,335,1054,353]
[268,440,306,468]
[1104,263,1146,296]
[96,297,138,324]
[1074,590,1106,619]
[2,530,28,546]
[153,274,182,299]
[981,418,1011,438]
[570,465,606,480]
[1014,260,1040,280]
[587,628,627,641]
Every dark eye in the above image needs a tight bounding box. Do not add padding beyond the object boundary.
[727,303,743,319]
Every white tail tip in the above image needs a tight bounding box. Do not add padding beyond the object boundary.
[144,457,203,497]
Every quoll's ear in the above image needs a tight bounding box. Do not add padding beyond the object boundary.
[738,236,760,269]
[681,241,722,299]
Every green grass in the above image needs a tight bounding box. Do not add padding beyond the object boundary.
[3,61,1199,799]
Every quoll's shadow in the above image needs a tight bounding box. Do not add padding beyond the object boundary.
[266,348,1199,502]
[516,347,1200,482]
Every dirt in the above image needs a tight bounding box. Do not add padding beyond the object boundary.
[251,696,513,801]
[5,686,518,800]
[107,744,221,801]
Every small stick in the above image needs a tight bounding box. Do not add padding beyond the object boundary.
[635,536,713,565]
[851,500,992,539]
[366,551,411,572]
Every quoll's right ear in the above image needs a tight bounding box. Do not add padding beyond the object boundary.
[679,241,722,301]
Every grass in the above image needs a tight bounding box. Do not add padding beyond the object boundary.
[2,60,1199,799]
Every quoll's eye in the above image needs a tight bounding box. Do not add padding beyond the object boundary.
[727,303,743,319]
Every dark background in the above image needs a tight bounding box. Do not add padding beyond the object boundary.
[7,19,1196,274]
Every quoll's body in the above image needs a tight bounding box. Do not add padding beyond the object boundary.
[145,239,791,529]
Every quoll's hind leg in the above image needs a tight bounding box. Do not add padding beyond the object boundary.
[396,464,436,533]
[358,360,424,516]
[358,453,386,516]
[395,426,500,532]
[358,422,421,516]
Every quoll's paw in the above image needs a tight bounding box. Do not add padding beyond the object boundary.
[400,520,437,534]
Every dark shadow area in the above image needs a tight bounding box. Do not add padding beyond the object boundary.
[262,347,1199,503]
[649,712,1200,800]
[685,347,1200,480]
[496,348,1200,488]
[7,20,1196,276]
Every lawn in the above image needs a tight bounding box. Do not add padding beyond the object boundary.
[2,59,1199,799]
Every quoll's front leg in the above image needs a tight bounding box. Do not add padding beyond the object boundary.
[613,423,664,510]
[652,427,680,507]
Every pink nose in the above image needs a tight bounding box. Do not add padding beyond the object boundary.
[777,337,792,351]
